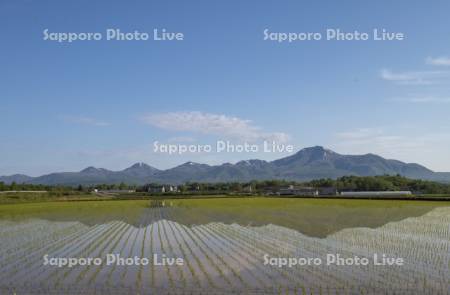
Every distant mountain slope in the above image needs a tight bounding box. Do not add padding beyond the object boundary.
[432,172,450,183]
[0,174,34,184]
[271,147,435,181]
[0,147,447,185]
[0,163,160,186]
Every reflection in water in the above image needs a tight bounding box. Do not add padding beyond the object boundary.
[0,200,449,294]
[0,198,440,237]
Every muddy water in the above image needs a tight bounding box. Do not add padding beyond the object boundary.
[0,199,449,294]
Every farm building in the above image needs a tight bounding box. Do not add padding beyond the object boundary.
[279,185,319,196]
[148,185,179,193]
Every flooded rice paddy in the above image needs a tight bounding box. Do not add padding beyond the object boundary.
[0,198,449,294]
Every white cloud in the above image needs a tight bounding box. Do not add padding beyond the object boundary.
[426,56,450,66]
[61,115,109,127]
[380,69,448,85]
[140,111,290,143]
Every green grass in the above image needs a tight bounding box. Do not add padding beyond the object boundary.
[0,199,149,226]
[0,192,113,204]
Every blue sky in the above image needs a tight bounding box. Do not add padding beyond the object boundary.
[1,0,450,175]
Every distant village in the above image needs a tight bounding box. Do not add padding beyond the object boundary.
[144,184,411,197]
[83,174,450,198]
[4,175,448,198]
[94,183,413,197]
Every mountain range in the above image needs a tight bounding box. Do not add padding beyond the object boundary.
[1,146,449,185]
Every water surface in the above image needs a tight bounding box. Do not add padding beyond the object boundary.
[0,198,448,294]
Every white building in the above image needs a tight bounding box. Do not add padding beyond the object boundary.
[340,191,412,197]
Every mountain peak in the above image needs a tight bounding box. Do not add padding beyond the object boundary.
[126,162,153,170]
[80,166,104,173]
[236,159,268,166]
[182,161,201,166]
[122,163,159,177]
[292,146,339,162]
[299,146,337,154]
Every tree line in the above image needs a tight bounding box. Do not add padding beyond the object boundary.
[2,175,449,195]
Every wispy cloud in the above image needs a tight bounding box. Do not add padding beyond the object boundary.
[380,69,448,85]
[140,111,290,143]
[393,96,450,104]
[334,128,421,151]
[61,115,110,127]
[167,136,197,143]
[426,56,450,66]
[331,127,450,170]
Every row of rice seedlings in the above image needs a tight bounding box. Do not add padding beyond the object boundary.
[255,208,450,294]
[0,220,85,264]
[49,222,124,287]
[178,221,234,289]
[254,224,385,292]
[156,216,175,288]
[188,223,250,289]
[210,223,308,287]
[221,222,364,292]
[330,228,436,286]
[168,218,217,289]
[155,208,194,291]
[333,224,445,261]
[326,211,450,293]
[159,219,187,289]
[2,205,448,294]
[204,224,284,290]
[84,223,134,286]
[145,206,163,289]
[151,217,174,290]
[3,222,109,289]
[140,222,155,290]
[0,222,103,281]
[200,226,274,288]
[51,221,126,287]
[163,208,247,289]
[84,224,134,286]
[0,220,77,251]
[330,228,437,293]
[164,217,202,289]
[251,224,371,288]
[392,213,450,240]
[262,224,391,292]
[136,223,149,290]
[4,282,184,295]
[196,223,275,290]
[104,222,138,287]
[333,218,446,268]
[206,223,297,290]
[148,221,155,288]
[0,219,59,239]
[117,223,141,287]
[240,225,333,290]
[30,223,115,284]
